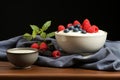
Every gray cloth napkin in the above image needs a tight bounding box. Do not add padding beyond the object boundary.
[0,36,120,71]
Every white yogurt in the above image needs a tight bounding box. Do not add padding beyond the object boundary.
[11,50,35,53]
[56,30,106,36]
[8,49,36,54]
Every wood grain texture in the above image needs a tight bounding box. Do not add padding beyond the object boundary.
[0,61,120,80]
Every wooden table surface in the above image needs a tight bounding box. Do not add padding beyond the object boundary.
[0,61,120,80]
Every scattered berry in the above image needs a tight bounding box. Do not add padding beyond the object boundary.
[58,25,65,31]
[30,43,39,49]
[40,50,52,56]
[39,42,48,51]
[52,50,61,58]
[48,44,55,51]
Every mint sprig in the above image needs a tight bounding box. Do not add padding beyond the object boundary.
[23,20,55,41]
[41,20,51,31]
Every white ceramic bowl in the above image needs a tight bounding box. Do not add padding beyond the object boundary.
[55,30,107,56]
[6,48,39,69]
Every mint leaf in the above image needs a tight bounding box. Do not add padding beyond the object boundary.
[32,31,37,38]
[22,20,55,41]
[40,32,46,39]
[46,32,55,38]
[42,21,51,31]
[23,33,32,40]
[30,25,39,33]
[39,29,43,34]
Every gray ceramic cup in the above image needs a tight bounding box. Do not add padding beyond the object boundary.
[6,48,39,69]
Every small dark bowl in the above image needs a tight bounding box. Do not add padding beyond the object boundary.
[6,48,39,69]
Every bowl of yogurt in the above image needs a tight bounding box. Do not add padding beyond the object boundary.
[6,48,39,69]
[55,19,107,56]
[55,30,107,55]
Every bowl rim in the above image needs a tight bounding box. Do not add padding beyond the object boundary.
[6,48,38,54]
[55,30,107,37]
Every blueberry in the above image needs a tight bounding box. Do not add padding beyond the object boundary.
[39,50,52,57]
[68,26,74,30]
[49,45,55,51]
[81,30,87,34]
[79,28,83,31]
[64,29,69,33]
[74,24,80,28]
[73,28,79,32]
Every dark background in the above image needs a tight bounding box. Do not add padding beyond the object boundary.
[0,0,119,41]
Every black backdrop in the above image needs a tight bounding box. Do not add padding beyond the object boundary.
[0,0,119,41]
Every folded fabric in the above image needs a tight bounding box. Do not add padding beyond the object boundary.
[1,36,120,71]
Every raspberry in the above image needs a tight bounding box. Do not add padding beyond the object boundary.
[39,42,48,51]
[86,25,99,33]
[82,18,91,30]
[73,20,80,25]
[73,20,82,28]
[86,27,94,33]
[82,19,91,25]
[67,23,73,28]
[82,18,91,26]
[52,50,61,58]
[58,25,65,31]
[30,43,39,49]
[91,25,99,32]
[82,22,91,31]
